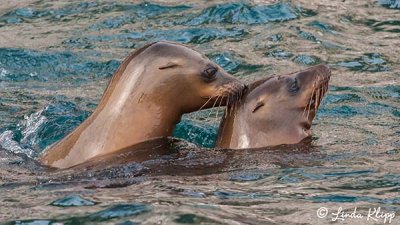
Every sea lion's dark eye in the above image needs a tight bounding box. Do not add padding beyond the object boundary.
[289,78,299,93]
[202,67,218,81]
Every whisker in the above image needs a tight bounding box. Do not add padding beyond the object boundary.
[193,93,218,129]
[303,82,315,117]
[189,95,214,138]
[216,95,224,120]
[306,82,316,119]
[198,94,215,112]
[325,81,329,94]
[225,94,232,119]
[233,92,239,116]
[219,97,231,142]
[239,88,244,106]
[208,95,221,118]
[229,93,236,117]
[315,82,320,112]
[238,90,242,108]
[321,82,325,97]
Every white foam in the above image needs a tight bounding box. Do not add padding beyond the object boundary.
[0,67,8,78]
[0,107,48,158]
[29,72,38,77]
[20,107,48,146]
[0,130,35,158]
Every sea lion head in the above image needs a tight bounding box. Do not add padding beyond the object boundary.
[135,41,246,113]
[221,65,331,148]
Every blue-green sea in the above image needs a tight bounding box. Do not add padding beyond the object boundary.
[0,0,399,224]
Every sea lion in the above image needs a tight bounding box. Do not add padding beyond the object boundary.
[217,65,331,149]
[39,41,245,168]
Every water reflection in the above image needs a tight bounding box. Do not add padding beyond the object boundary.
[0,0,399,224]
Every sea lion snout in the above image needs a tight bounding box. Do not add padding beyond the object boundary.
[199,67,247,109]
[296,65,331,85]
[216,67,246,94]
[298,65,331,111]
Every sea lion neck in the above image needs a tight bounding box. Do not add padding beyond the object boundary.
[112,59,182,120]
[91,59,183,146]
[44,61,183,169]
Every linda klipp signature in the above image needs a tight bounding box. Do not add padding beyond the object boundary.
[317,206,396,224]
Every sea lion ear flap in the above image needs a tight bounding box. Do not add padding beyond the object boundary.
[252,101,264,113]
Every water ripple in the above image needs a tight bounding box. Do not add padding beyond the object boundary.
[182,2,299,25]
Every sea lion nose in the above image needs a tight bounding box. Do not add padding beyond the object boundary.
[315,64,331,79]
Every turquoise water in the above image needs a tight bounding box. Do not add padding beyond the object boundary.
[0,0,399,224]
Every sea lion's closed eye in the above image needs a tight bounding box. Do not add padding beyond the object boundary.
[159,62,179,70]
[252,101,264,113]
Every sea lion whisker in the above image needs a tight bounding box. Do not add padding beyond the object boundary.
[303,84,315,117]
[233,92,239,116]
[306,84,316,119]
[198,95,215,112]
[325,81,329,94]
[229,93,235,117]
[238,88,244,105]
[316,79,321,111]
[234,92,240,116]
[306,96,312,119]
[320,86,324,102]
[302,100,308,117]
[190,94,216,137]
[216,95,224,120]
[238,89,242,107]
[192,94,220,131]
[315,86,320,111]
[225,94,231,119]
[319,88,322,108]
[229,102,234,116]
[321,83,324,98]
[208,95,221,119]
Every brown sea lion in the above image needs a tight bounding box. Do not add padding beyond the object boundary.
[217,65,331,149]
[39,41,245,168]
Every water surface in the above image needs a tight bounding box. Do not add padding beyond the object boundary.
[0,0,399,224]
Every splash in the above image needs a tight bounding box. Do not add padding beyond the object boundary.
[0,107,48,158]
[19,107,48,147]
[0,130,35,157]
